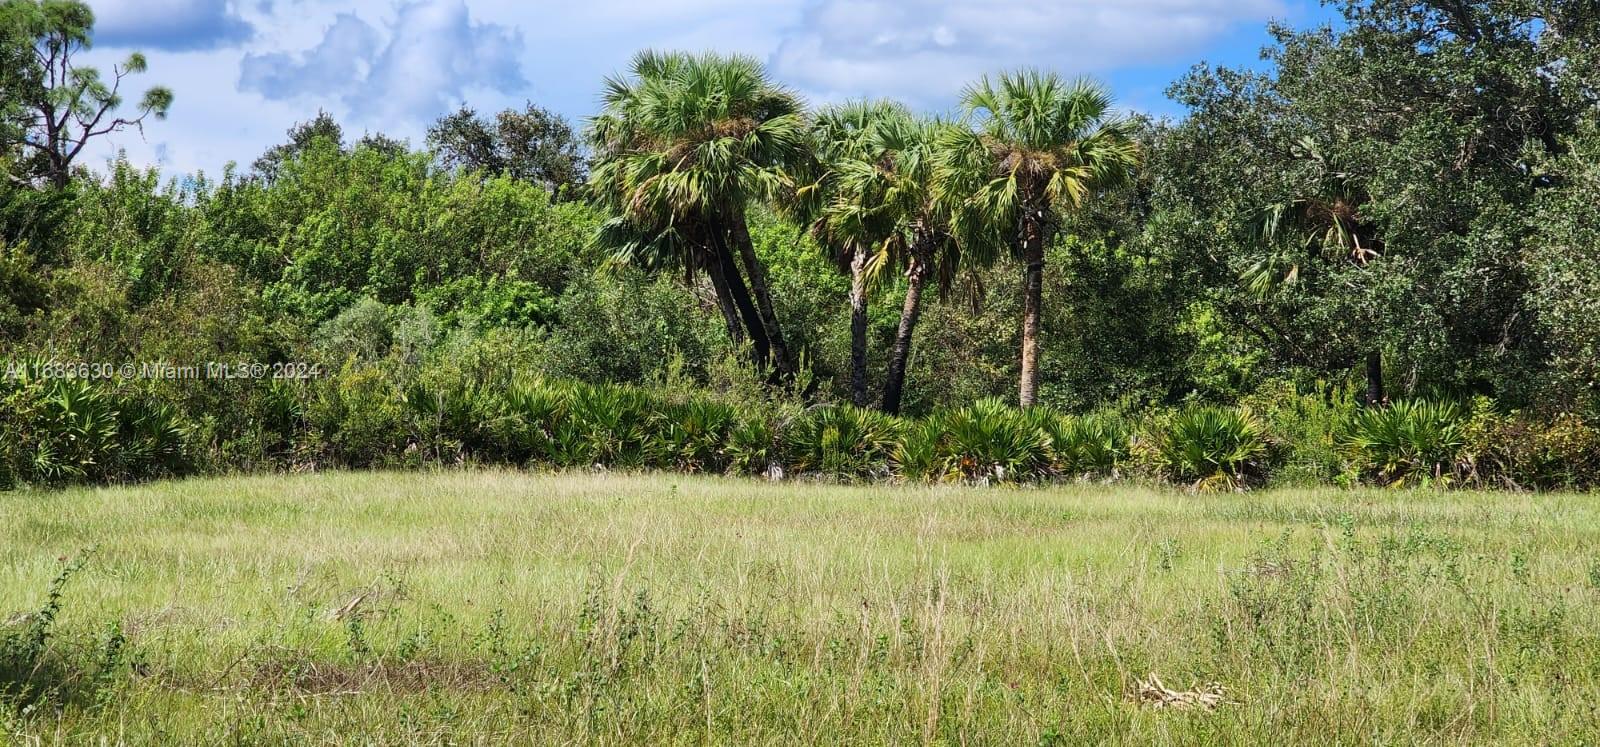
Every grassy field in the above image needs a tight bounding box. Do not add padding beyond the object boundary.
[2,471,1598,744]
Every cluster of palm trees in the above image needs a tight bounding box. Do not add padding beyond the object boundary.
[588,51,1139,411]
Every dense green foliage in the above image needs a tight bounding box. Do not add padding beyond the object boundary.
[1,360,1591,491]
[1,0,1598,491]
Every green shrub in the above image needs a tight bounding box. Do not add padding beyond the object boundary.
[303,364,407,468]
[1533,413,1600,489]
[416,276,556,330]
[402,378,488,465]
[724,409,782,477]
[113,395,191,480]
[1459,398,1600,490]
[213,379,302,471]
[486,377,573,466]
[646,398,738,473]
[539,271,730,386]
[1034,410,1130,478]
[784,405,903,481]
[31,379,120,484]
[1240,381,1354,486]
[0,366,196,488]
[564,383,656,469]
[1151,406,1268,491]
[1342,400,1464,488]
[316,298,396,363]
[894,419,943,482]
[904,399,1051,483]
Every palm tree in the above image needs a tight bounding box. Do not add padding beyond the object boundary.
[800,103,957,413]
[934,72,1138,407]
[588,51,807,377]
[799,101,901,406]
[870,115,956,416]
[1245,136,1386,404]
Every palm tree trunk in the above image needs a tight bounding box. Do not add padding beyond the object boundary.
[848,245,870,407]
[701,249,745,345]
[1364,350,1385,406]
[727,203,796,378]
[1018,216,1046,408]
[715,243,771,367]
[881,240,930,416]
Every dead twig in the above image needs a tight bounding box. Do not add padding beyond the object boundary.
[1130,673,1230,711]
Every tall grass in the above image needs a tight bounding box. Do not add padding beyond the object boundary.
[3,472,1599,743]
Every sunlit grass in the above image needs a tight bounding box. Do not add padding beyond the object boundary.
[3,470,1599,743]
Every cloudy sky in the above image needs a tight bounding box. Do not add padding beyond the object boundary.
[80,0,1337,177]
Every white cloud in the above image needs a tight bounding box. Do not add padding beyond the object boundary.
[238,0,524,122]
[90,0,254,50]
[238,13,380,100]
[772,0,1283,105]
[74,0,1314,176]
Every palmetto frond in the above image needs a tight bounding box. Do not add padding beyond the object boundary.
[805,101,950,284]
[594,215,693,273]
[587,50,807,268]
[1241,136,1380,297]
[933,72,1137,261]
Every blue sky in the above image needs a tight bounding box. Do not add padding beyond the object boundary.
[80,0,1340,177]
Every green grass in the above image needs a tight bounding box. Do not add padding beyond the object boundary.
[2,471,1599,744]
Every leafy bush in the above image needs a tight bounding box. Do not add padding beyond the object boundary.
[0,246,54,340]
[402,377,488,464]
[32,378,120,484]
[647,398,738,473]
[1239,381,1354,486]
[316,298,395,363]
[0,366,194,488]
[416,276,556,330]
[726,411,779,477]
[1341,400,1464,488]
[1034,410,1130,478]
[784,405,903,481]
[893,419,943,482]
[1458,398,1600,490]
[565,383,656,468]
[211,379,302,471]
[538,270,730,386]
[903,399,1051,483]
[1150,406,1268,491]
[303,364,407,468]
[112,396,190,479]
[487,377,574,466]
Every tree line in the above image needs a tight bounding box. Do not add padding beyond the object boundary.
[2,0,1599,489]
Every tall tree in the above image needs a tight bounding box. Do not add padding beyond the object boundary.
[588,50,807,378]
[0,0,172,188]
[800,102,955,413]
[1153,0,1600,406]
[935,72,1138,407]
[1528,117,1600,411]
[428,103,586,198]
[1243,136,1387,404]
[800,101,900,406]
[251,111,343,183]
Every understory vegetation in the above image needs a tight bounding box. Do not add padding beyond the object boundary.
[6,365,1597,492]
[3,0,1600,494]
[4,472,1600,743]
